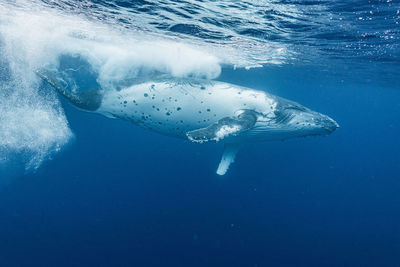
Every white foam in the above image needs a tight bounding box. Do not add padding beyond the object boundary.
[0,94,72,170]
[1,2,222,81]
[0,2,77,176]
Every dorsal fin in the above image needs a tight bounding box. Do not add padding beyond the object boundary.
[36,68,103,111]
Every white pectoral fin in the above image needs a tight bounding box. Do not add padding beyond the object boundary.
[216,143,240,176]
[186,110,256,175]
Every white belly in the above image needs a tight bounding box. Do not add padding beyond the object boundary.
[97,79,276,138]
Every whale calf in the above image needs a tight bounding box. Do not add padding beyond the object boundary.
[37,61,338,175]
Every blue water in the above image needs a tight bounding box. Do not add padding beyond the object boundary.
[1,0,400,266]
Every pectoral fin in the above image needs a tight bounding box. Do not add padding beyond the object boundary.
[216,143,240,175]
[186,110,257,143]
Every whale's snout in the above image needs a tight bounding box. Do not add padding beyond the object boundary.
[269,98,339,138]
[287,108,339,136]
[313,113,339,134]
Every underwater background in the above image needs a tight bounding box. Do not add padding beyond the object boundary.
[0,0,400,266]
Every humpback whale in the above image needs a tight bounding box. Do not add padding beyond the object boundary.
[36,61,338,175]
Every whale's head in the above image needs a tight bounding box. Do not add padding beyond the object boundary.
[251,97,339,141]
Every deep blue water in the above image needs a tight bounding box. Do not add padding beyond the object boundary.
[1,0,400,266]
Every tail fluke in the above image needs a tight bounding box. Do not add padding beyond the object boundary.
[36,68,103,111]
